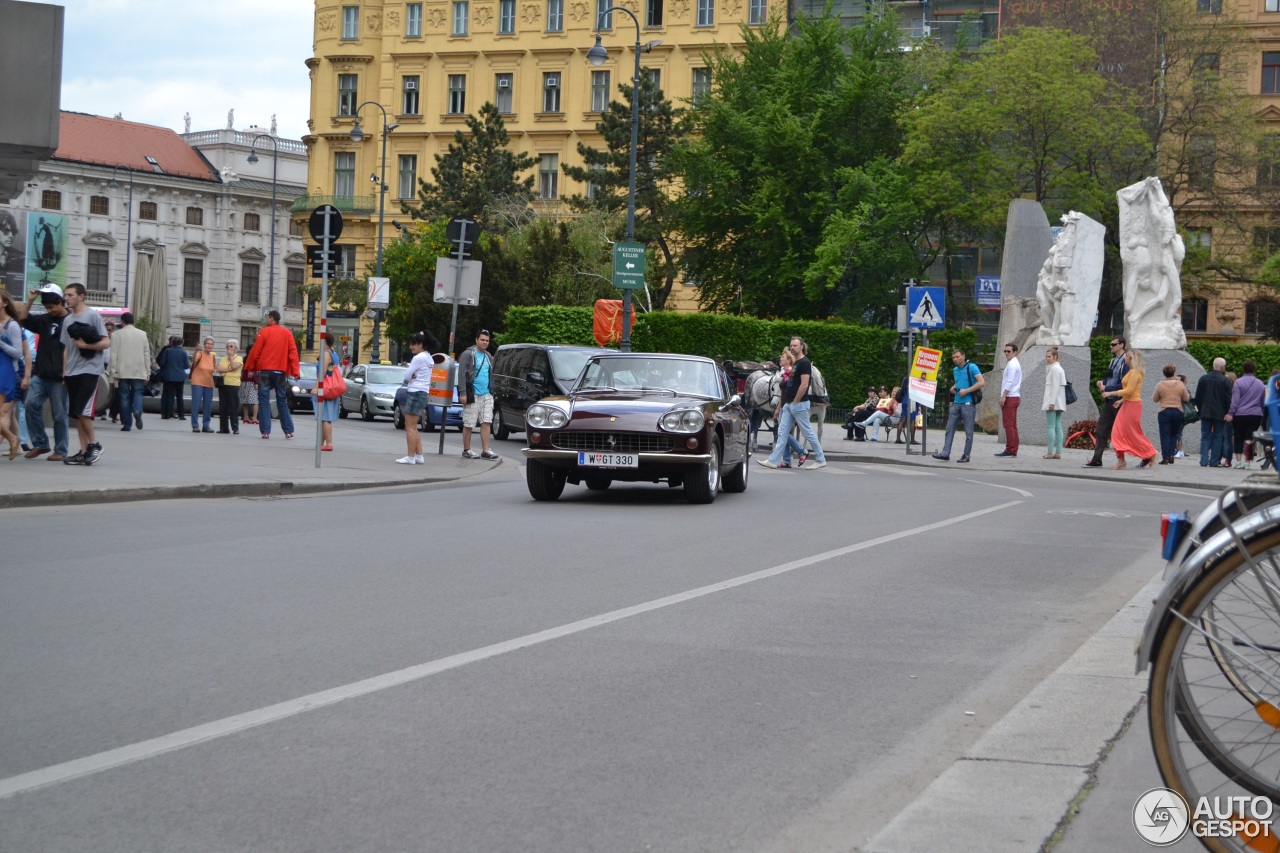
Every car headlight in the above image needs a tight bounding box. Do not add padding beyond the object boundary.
[527,404,567,428]
[291,385,302,394]
[661,409,705,433]
[374,393,393,401]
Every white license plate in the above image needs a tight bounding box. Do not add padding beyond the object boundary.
[578,451,638,468]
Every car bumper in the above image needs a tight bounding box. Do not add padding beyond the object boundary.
[521,448,713,465]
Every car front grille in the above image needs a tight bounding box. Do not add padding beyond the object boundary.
[551,432,675,453]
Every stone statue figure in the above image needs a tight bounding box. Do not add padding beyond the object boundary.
[227,109,234,130]
[183,112,191,133]
[1117,177,1186,349]
[1034,211,1105,346]
[270,114,278,136]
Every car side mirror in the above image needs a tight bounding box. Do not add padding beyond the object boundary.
[728,394,742,407]
[527,370,545,384]
[353,376,365,384]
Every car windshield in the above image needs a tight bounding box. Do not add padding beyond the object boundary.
[549,350,599,384]
[298,363,317,381]
[367,367,402,384]
[576,356,720,397]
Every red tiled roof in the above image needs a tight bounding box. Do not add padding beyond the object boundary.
[51,112,217,182]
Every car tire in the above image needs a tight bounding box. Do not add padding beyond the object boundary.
[722,444,749,493]
[424,412,438,432]
[393,405,405,430]
[684,438,720,504]
[338,400,349,419]
[494,405,511,441]
[527,459,566,501]
[360,398,374,421]
[584,476,611,491]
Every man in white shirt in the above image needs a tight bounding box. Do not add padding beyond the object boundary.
[996,342,1022,458]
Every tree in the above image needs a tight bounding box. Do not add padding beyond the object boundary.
[671,12,915,319]
[499,210,617,307]
[563,76,686,309]
[403,103,536,229]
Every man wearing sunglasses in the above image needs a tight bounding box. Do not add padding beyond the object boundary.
[995,343,1022,457]
[1083,337,1129,468]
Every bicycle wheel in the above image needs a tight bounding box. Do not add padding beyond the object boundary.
[1150,529,1280,852]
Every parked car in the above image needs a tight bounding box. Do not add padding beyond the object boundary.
[490,343,611,440]
[286,363,319,413]
[520,353,750,504]
[339,364,402,421]
[393,385,463,431]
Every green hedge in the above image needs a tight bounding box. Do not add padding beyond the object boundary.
[500,306,976,408]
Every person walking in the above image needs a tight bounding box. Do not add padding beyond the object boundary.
[0,290,32,460]
[775,350,808,467]
[1042,347,1067,460]
[1083,337,1129,468]
[101,317,120,424]
[996,342,1022,457]
[17,284,71,461]
[759,336,827,469]
[189,337,216,433]
[155,336,189,421]
[933,348,984,463]
[217,340,243,435]
[1227,360,1265,469]
[243,309,300,440]
[59,283,110,465]
[397,332,432,464]
[1152,363,1190,465]
[1101,348,1157,470]
[1194,357,1233,468]
[240,363,259,425]
[314,332,341,451]
[107,312,151,432]
[457,329,499,460]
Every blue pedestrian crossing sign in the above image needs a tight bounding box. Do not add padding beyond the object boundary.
[907,286,945,330]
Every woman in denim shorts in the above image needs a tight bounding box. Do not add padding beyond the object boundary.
[398,332,434,464]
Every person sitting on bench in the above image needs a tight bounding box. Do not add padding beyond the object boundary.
[844,386,881,440]
[856,388,901,441]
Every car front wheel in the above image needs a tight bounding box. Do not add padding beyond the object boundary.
[493,405,510,441]
[338,400,349,419]
[684,439,720,504]
[527,459,566,501]
[360,398,374,421]
[393,405,405,430]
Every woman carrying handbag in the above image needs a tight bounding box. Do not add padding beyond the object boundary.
[314,332,344,451]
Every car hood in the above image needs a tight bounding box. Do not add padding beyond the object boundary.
[552,394,716,431]
[366,382,401,393]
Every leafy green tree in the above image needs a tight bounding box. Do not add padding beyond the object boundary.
[499,210,617,307]
[403,103,536,229]
[671,13,914,319]
[563,76,686,309]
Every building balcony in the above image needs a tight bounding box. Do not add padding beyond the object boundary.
[289,194,377,215]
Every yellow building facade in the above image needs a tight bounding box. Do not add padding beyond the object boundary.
[298,0,761,355]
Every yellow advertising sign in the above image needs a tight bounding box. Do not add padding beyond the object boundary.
[910,346,944,409]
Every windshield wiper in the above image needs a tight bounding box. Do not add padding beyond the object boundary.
[574,386,619,394]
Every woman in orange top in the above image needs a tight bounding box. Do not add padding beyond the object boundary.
[189,337,217,433]
[1101,348,1157,469]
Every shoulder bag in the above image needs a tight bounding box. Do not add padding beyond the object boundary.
[321,357,346,399]
[1183,399,1201,425]
[1064,380,1078,406]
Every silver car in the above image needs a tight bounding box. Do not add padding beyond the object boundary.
[339,364,403,421]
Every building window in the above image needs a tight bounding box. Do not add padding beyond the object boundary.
[89,195,109,216]
[338,74,359,116]
[289,219,305,237]
[86,249,109,291]
[586,169,606,200]
[183,258,204,299]
[1255,227,1280,254]
[1182,298,1208,332]
[1246,299,1280,334]
[591,70,610,112]
[692,67,711,100]
[244,212,261,231]
[647,0,663,26]
[539,153,559,199]
[336,245,357,277]
[240,325,258,352]
[286,267,304,308]
[41,190,60,210]
[403,75,421,115]
[398,154,418,199]
[643,68,660,91]
[342,5,360,38]
[1269,0,1279,11]
[1264,52,1280,95]
[453,1,468,35]
[139,201,158,220]
[182,323,201,348]
[542,72,561,113]
[334,152,356,199]
[495,73,514,113]
[499,0,515,32]
[749,0,765,24]
[1187,228,1212,251]
[596,0,612,28]
[407,2,423,34]
[449,74,467,114]
[1188,135,1215,190]
[547,0,563,30]
[1197,0,1222,13]
[696,0,714,26]
[1193,53,1219,90]
[1260,136,1280,187]
[186,206,204,225]
[241,263,260,303]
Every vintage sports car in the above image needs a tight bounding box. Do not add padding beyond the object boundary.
[520,353,751,503]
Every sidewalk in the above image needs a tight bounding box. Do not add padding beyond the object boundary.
[0,413,496,509]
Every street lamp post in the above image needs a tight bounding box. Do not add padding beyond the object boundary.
[247,134,280,311]
[108,165,134,308]
[350,102,399,364]
[587,7,643,353]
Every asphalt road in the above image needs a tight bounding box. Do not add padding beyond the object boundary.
[0,433,1206,853]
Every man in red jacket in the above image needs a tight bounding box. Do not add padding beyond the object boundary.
[243,310,300,439]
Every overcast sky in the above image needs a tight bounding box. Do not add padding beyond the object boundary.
[60,0,315,140]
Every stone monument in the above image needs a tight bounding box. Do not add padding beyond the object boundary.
[1034,212,1106,347]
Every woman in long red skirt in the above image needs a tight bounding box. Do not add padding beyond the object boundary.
[1101,348,1158,470]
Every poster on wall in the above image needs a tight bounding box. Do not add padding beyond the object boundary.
[26,211,67,289]
[0,206,25,294]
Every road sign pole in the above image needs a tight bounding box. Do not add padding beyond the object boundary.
[921,330,929,456]
[439,235,467,456]
[905,327,914,456]
[315,238,330,469]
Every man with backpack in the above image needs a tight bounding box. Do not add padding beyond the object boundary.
[932,348,985,463]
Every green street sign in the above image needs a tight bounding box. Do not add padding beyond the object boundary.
[613,242,646,290]
[198,317,212,324]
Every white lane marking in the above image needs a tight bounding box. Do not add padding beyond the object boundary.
[1145,486,1213,500]
[958,478,1034,498]
[0,500,1020,801]
[847,464,936,477]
